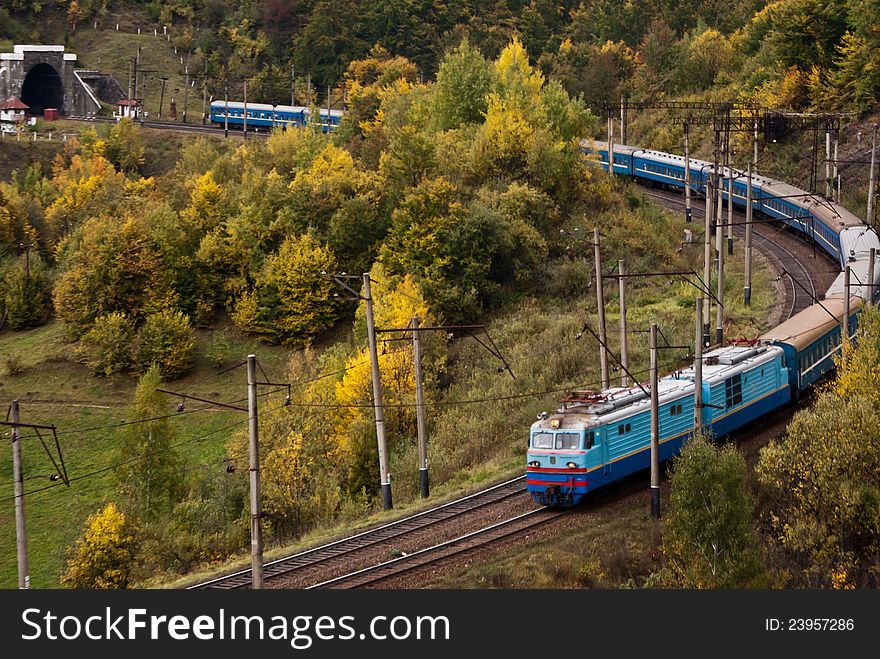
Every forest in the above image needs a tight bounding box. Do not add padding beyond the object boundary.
[0,0,878,589]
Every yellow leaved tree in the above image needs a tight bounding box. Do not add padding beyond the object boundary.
[61,503,136,589]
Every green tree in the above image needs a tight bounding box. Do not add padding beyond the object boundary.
[232,233,339,344]
[136,309,196,378]
[77,311,135,376]
[431,40,495,132]
[115,365,181,521]
[61,503,136,589]
[2,255,53,330]
[105,118,145,172]
[662,434,765,588]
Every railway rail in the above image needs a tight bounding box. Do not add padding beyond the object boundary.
[189,475,527,589]
[306,507,567,589]
[68,115,269,137]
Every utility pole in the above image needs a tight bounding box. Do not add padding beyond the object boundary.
[11,400,29,589]
[620,95,628,144]
[291,65,295,106]
[135,45,141,116]
[618,260,628,387]
[201,59,208,125]
[327,86,331,131]
[868,124,877,226]
[182,59,190,123]
[833,129,839,203]
[703,171,713,347]
[594,229,610,389]
[753,117,759,167]
[868,248,876,307]
[684,123,692,222]
[715,135,726,345]
[246,355,264,589]
[140,67,146,127]
[744,162,754,306]
[412,317,429,498]
[224,80,229,138]
[725,113,734,255]
[243,78,248,140]
[842,266,851,367]
[607,110,615,176]
[693,299,703,437]
[127,56,134,109]
[364,274,392,510]
[158,77,166,119]
[649,323,660,520]
[825,127,832,199]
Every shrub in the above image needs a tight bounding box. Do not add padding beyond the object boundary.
[3,266,53,331]
[77,312,135,376]
[137,310,196,378]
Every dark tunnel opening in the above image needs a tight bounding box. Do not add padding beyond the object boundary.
[20,63,64,115]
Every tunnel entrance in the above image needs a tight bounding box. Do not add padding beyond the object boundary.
[20,63,64,114]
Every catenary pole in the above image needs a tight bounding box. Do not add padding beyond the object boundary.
[224,81,229,138]
[868,247,876,307]
[703,171,713,347]
[11,400,28,589]
[649,323,660,520]
[364,274,393,509]
[618,259,628,387]
[715,135,725,346]
[842,266,851,367]
[745,162,754,305]
[595,229,610,389]
[243,78,248,139]
[868,124,877,226]
[694,300,703,437]
[684,123,692,222]
[246,355,264,589]
[608,110,614,176]
[412,317,429,498]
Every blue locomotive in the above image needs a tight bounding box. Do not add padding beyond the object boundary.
[526,141,880,507]
[208,101,343,132]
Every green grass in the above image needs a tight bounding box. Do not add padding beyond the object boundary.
[0,321,295,588]
[70,27,209,122]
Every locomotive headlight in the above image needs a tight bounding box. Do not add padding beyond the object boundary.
[529,461,540,467]
[566,462,577,469]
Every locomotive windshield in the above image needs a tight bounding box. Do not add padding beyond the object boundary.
[532,432,553,449]
[554,432,580,449]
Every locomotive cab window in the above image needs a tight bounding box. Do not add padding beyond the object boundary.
[532,432,553,449]
[555,432,580,450]
[584,431,595,449]
[617,422,632,435]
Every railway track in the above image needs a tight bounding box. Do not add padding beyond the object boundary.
[307,507,567,589]
[67,115,269,137]
[189,475,528,589]
[641,188,824,321]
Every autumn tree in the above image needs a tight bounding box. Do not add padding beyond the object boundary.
[61,503,136,589]
[136,309,196,378]
[757,306,880,587]
[53,215,169,338]
[662,434,766,588]
[232,233,339,344]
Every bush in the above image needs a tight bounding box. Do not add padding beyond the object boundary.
[205,332,231,369]
[3,266,53,331]
[137,310,196,378]
[3,353,24,376]
[61,503,136,589]
[77,312,135,376]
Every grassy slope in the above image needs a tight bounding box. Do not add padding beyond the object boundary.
[0,322,296,588]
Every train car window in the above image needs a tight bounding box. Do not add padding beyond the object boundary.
[725,374,743,408]
[555,432,580,450]
[585,431,595,449]
[532,432,553,449]
[617,423,632,435]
